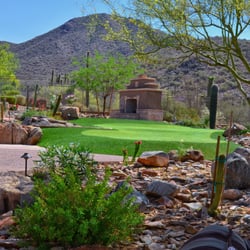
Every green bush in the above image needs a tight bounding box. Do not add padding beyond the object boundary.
[13,167,144,248]
[0,96,16,104]
[38,143,94,178]
[20,109,49,120]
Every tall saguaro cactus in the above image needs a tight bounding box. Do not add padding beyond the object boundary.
[209,84,218,129]
[206,77,214,110]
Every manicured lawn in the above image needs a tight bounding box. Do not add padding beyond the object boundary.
[38,118,237,160]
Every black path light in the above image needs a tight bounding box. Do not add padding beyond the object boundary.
[21,153,32,176]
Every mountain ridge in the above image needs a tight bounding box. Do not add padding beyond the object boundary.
[1,13,250,105]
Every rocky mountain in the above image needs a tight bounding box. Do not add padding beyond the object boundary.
[4,14,132,87]
[1,13,250,105]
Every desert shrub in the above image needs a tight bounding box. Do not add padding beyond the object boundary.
[219,99,250,127]
[38,143,94,178]
[162,93,204,126]
[13,167,144,248]
[0,83,20,96]
[15,95,26,105]
[20,109,48,120]
[163,111,175,122]
[0,96,16,104]
[177,119,206,128]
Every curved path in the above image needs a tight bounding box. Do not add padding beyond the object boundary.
[0,144,123,173]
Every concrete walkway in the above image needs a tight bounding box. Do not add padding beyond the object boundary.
[0,144,123,173]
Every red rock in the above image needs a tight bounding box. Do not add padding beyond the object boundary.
[0,122,42,145]
[0,216,15,229]
[181,149,204,162]
[137,151,169,167]
[223,189,243,200]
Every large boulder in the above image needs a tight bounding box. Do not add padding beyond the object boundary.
[0,122,42,145]
[26,126,43,145]
[225,147,250,189]
[61,106,80,120]
[137,151,169,167]
[0,172,34,213]
[146,180,179,197]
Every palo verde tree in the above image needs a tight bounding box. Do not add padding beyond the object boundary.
[0,43,19,96]
[100,0,250,105]
[72,51,142,116]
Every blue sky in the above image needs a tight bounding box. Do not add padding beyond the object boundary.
[1,1,249,44]
[0,0,111,43]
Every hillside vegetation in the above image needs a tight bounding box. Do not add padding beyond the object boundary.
[1,13,249,125]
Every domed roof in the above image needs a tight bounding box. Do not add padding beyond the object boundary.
[127,74,159,89]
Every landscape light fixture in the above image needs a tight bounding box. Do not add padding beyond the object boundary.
[21,153,32,176]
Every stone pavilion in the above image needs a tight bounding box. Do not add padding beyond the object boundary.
[111,75,163,121]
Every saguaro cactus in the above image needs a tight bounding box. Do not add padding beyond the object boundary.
[209,84,218,129]
[206,77,214,110]
[50,70,54,85]
[33,84,38,110]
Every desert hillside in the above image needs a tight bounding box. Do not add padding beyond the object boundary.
[1,13,250,106]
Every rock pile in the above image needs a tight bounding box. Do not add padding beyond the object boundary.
[22,116,81,128]
[1,147,250,249]
[223,123,250,148]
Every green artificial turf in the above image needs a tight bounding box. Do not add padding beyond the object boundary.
[38,118,238,160]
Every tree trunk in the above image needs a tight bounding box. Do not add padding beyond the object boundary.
[95,92,100,113]
[108,90,114,114]
[103,96,108,117]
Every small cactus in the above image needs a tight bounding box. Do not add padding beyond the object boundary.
[208,154,226,216]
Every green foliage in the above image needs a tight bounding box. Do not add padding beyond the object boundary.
[237,129,250,135]
[13,167,144,248]
[102,1,250,105]
[162,94,203,127]
[71,51,143,114]
[1,84,20,96]
[20,109,49,120]
[177,139,188,160]
[0,44,19,91]
[38,143,95,178]
[0,44,20,97]
[209,84,218,129]
[0,96,16,104]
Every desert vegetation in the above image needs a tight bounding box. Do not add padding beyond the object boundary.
[13,144,144,248]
